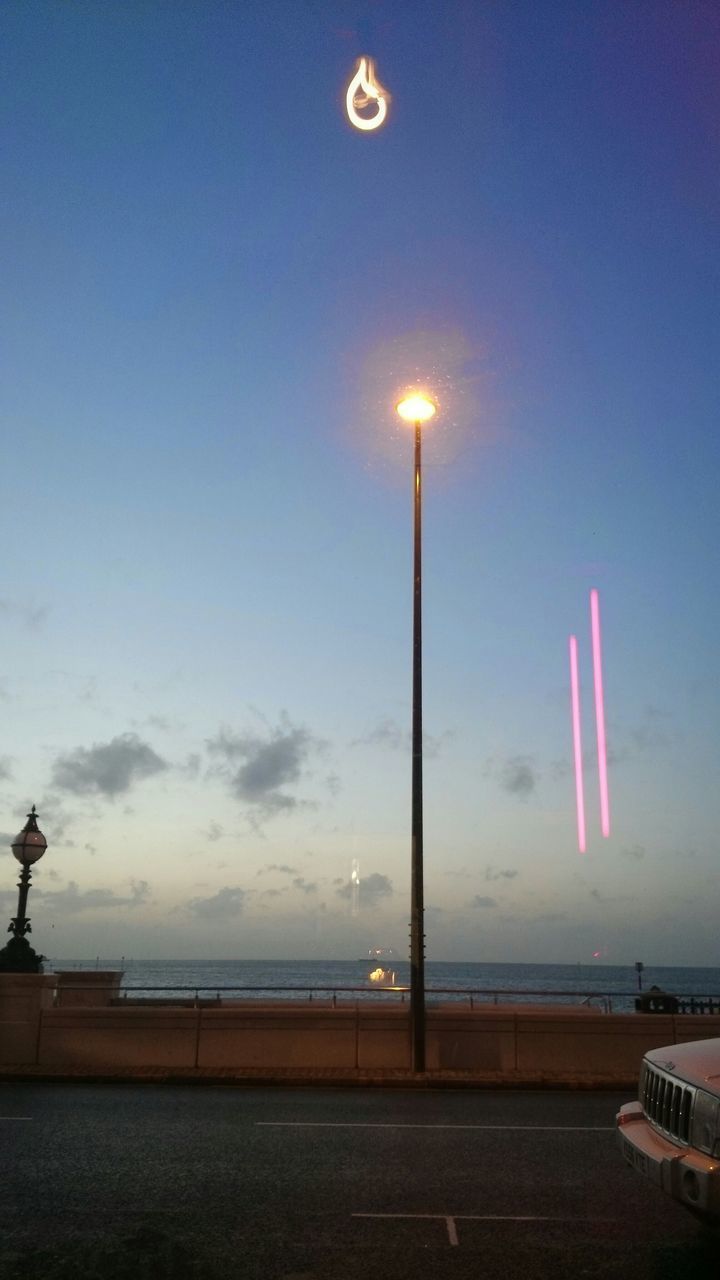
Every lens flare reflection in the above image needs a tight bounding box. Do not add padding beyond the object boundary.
[345,57,390,131]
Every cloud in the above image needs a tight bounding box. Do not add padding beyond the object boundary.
[471,895,498,908]
[144,714,186,734]
[52,733,167,797]
[293,877,318,894]
[553,705,674,780]
[205,822,224,843]
[622,843,646,861]
[206,718,321,818]
[37,879,149,914]
[352,718,453,758]
[488,755,538,798]
[485,866,518,882]
[185,886,246,921]
[0,599,48,630]
[178,753,201,779]
[33,794,77,844]
[352,718,405,751]
[337,871,393,907]
[0,757,13,782]
[256,863,298,876]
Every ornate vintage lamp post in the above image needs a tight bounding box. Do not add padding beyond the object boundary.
[396,392,437,1073]
[0,805,48,973]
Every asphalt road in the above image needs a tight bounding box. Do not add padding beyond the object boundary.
[0,1083,718,1279]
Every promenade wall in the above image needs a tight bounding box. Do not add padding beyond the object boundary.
[3,974,720,1084]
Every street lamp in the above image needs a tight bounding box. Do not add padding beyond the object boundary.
[0,805,48,973]
[396,391,436,1072]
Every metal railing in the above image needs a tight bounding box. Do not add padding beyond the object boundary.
[50,980,720,1014]
[47,981,662,1012]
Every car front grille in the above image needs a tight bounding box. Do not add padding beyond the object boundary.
[640,1063,694,1144]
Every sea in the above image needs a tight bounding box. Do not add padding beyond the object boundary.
[46,957,720,1014]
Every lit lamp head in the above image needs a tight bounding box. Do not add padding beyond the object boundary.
[11,805,47,866]
[396,394,437,425]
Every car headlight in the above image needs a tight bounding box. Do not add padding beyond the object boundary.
[691,1089,720,1156]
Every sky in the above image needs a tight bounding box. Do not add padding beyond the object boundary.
[1,0,718,966]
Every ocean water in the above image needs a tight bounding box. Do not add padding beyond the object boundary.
[48,957,720,1014]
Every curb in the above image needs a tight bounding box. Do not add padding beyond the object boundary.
[0,1065,636,1090]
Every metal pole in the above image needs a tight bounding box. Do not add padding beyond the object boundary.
[13,864,32,935]
[410,418,426,1072]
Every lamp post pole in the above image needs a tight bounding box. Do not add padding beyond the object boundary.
[410,415,426,1072]
[396,393,436,1074]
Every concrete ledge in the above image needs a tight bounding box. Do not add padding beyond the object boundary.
[0,972,57,1066]
[5,1002,719,1083]
[199,1006,358,1069]
[39,1007,198,1068]
[54,971,122,1007]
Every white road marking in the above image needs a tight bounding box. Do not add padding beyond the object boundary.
[257,1122,614,1131]
[353,1212,615,1245]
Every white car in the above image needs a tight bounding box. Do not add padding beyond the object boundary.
[617,1038,720,1221]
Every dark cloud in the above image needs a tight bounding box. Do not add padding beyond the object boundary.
[352,718,405,751]
[485,866,518,882]
[471,895,498,909]
[178,753,201,779]
[553,704,674,780]
[293,877,318,894]
[206,719,321,818]
[352,718,453,758]
[629,705,674,752]
[0,599,48,630]
[0,757,13,782]
[205,822,224,843]
[257,863,298,876]
[37,879,149,913]
[52,733,167,798]
[144,714,185,734]
[622,843,646,861]
[21,795,75,845]
[186,886,246,921]
[496,756,538,798]
[337,871,392,907]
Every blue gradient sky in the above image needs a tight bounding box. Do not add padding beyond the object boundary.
[1,1,718,964]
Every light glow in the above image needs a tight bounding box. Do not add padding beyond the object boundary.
[368,966,397,985]
[345,57,390,131]
[396,394,436,423]
[569,634,586,853]
[590,589,610,837]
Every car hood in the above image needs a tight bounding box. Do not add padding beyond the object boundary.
[646,1038,720,1089]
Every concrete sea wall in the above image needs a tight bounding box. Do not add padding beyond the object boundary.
[3,974,720,1084]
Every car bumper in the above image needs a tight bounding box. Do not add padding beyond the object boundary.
[617,1101,720,1219]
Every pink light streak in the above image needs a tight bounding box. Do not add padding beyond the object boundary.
[569,634,586,853]
[590,588,610,838]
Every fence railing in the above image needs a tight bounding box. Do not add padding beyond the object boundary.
[49,980,720,1014]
